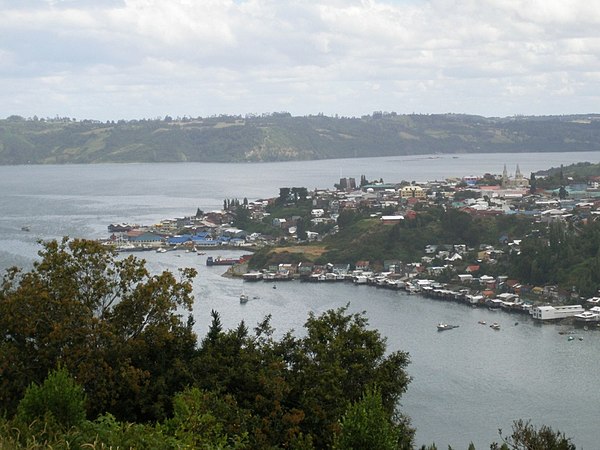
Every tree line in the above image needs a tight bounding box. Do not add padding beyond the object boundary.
[2,113,600,164]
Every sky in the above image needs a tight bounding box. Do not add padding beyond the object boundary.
[1,0,599,121]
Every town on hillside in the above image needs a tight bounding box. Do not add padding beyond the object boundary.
[104,164,600,325]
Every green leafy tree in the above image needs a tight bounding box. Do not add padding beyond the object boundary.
[333,387,410,450]
[559,185,568,200]
[193,306,412,449]
[278,187,291,204]
[0,238,197,421]
[296,217,308,240]
[16,367,86,429]
[491,419,576,450]
[529,172,537,194]
[165,387,249,449]
[337,209,362,229]
[285,305,413,448]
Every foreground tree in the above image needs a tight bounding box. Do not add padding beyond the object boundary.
[491,419,576,450]
[194,305,413,448]
[333,387,411,450]
[16,366,86,430]
[0,238,197,420]
[286,305,413,448]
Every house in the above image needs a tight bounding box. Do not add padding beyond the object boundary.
[458,274,473,283]
[531,305,585,321]
[355,260,370,270]
[425,245,438,254]
[400,185,426,199]
[128,232,165,247]
[306,231,320,241]
[383,260,403,272]
[272,218,287,227]
[297,262,315,278]
[381,215,404,224]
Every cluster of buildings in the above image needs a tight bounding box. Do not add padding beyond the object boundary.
[106,165,600,323]
[109,164,600,250]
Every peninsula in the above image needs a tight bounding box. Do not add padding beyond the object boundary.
[106,161,600,324]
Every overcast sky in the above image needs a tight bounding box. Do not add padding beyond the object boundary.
[1,0,599,120]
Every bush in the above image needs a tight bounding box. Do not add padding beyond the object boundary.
[16,367,86,430]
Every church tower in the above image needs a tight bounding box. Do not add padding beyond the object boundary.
[502,164,508,187]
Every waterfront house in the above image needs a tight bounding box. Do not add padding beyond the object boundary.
[355,260,370,271]
[129,232,165,248]
[383,260,403,272]
[458,274,473,283]
[531,304,585,321]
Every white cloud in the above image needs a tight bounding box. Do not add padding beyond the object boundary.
[0,0,599,119]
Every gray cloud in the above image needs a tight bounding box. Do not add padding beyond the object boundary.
[0,0,598,120]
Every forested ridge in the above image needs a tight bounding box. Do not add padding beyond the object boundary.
[2,112,600,164]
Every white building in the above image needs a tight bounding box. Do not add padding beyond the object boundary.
[530,305,585,321]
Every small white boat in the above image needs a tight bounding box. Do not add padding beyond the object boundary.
[437,322,458,331]
[490,322,501,330]
[240,293,249,304]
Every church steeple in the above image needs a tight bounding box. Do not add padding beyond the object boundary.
[515,164,522,179]
[502,164,508,187]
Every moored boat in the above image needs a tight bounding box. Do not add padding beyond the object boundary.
[573,307,600,323]
[437,322,459,331]
[206,256,241,266]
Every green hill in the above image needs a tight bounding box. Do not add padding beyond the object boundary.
[2,112,600,164]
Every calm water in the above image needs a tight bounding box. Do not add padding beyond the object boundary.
[2,152,600,449]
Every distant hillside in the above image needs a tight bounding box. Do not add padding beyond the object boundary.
[1,112,600,164]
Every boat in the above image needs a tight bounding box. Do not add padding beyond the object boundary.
[478,320,487,325]
[490,322,501,330]
[206,256,241,266]
[21,225,31,232]
[573,309,600,323]
[240,293,249,304]
[437,322,459,331]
